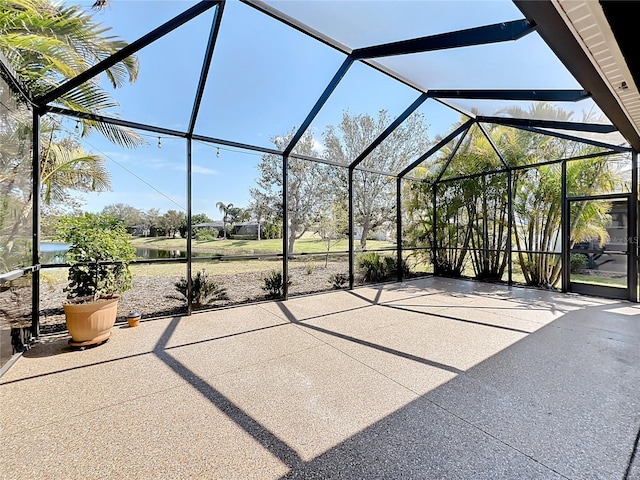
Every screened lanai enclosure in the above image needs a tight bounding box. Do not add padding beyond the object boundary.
[1,0,639,365]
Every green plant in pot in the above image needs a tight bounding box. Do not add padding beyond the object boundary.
[55,214,136,347]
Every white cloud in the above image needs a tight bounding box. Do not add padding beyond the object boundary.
[312,139,326,155]
[191,165,218,175]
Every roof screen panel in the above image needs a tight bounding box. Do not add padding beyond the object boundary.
[447,97,611,125]
[404,129,469,180]
[439,124,506,180]
[194,0,347,149]
[59,1,203,86]
[293,61,418,162]
[263,0,523,50]
[357,98,464,174]
[375,32,581,91]
[53,3,215,129]
[539,129,630,150]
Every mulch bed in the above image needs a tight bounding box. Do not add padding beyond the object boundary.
[3,263,350,334]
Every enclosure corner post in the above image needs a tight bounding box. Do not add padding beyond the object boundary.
[186,136,193,315]
[396,177,403,282]
[31,107,41,338]
[507,169,513,285]
[282,154,289,300]
[348,166,354,289]
[431,182,437,276]
[630,150,638,302]
[560,159,569,293]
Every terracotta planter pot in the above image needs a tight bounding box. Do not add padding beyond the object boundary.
[63,297,119,347]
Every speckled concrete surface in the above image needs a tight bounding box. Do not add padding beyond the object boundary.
[1,277,639,479]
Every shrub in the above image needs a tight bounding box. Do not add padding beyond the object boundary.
[433,257,464,277]
[357,252,389,283]
[262,270,291,299]
[262,222,281,240]
[570,253,588,273]
[305,260,315,275]
[175,270,228,308]
[329,273,348,289]
[194,228,217,241]
[389,256,411,278]
[356,253,410,284]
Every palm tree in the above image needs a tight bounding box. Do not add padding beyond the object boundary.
[0,0,141,270]
[1,118,111,269]
[216,202,233,239]
[502,104,618,287]
[403,104,621,287]
[0,0,143,147]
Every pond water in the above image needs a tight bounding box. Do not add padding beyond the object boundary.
[40,242,211,264]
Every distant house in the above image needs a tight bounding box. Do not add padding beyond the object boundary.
[195,221,225,230]
[128,225,150,237]
[193,220,224,236]
[194,221,263,239]
[233,221,262,238]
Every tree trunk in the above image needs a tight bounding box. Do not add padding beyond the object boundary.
[288,218,299,254]
[360,218,370,249]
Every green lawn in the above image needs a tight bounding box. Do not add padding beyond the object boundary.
[129,236,395,256]
[571,273,626,288]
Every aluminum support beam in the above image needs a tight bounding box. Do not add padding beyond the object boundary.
[396,177,403,282]
[521,125,631,153]
[45,106,187,138]
[477,115,617,134]
[434,126,472,184]
[349,93,429,169]
[431,184,437,274]
[352,19,534,59]
[283,57,353,157]
[186,138,193,315]
[398,120,475,179]
[282,155,289,299]
[477,123,510,169]
[188,1,225,135]
[425,89,589,102]
[507,169,513,284]
[348,168,354,289]
[561,160,569,292]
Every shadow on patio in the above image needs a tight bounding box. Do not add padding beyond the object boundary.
[1,277,639,479]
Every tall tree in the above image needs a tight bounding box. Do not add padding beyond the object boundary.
[101,203,142,228]
[250,129,326,253]
[315,197,348,267]
[503,104,618,287]
[323,110,430,248]
[142,208,161,236]
[228,206,250,224]
[160,210,185,239]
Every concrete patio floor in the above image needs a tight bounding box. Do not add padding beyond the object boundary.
[1,277,639,479]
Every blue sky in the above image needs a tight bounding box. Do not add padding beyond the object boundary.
[58,0,600,221]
